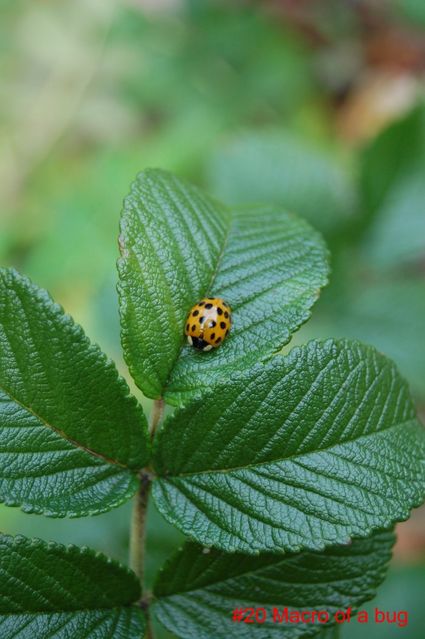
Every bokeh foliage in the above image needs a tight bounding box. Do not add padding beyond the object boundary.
[1,1,424,637]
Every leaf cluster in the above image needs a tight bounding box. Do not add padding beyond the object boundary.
[0,169,424,638]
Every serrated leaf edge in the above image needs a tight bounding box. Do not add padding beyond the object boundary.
[0,267,150,471]
[0,532,142,612]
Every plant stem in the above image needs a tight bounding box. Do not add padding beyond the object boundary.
[146,616,154,639]
[129,471,150,584]
[129,398,165,638]
[149,397,165,438]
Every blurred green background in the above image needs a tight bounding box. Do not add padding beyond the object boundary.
[1,1,424,637]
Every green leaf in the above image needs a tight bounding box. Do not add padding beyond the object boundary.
[153,339,425,554]
[118,169,329,404]
[0,268,150,517]
[153,531,395,639]
[357,107,425,271]
[207,131,357,236]
[361,169,425,270]
[0,534,145,639]
[0,611,144,639]
[360,104,425,218]
[311,277,425,401]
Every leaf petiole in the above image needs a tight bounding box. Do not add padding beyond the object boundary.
[130,398,165,638]
[149,398,165,438]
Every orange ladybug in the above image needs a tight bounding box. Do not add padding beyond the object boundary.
[185,297,232,351]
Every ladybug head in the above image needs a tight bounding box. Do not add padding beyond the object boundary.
[188,335,213,351]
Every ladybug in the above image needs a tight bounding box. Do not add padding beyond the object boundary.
[185,297,232,351]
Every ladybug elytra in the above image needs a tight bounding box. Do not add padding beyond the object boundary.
[185,297,231,351]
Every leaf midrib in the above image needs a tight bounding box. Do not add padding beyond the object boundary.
[162,205,233,395]
[162,215,322,398]
[159,418,417,480]
[0,383,130,471]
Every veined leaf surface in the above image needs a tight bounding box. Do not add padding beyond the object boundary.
[153,339,425,553]
[118,169,328,404]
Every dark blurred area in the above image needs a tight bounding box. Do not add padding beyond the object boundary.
[1,1,424,637]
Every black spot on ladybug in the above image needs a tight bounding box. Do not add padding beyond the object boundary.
[215,337,222,344]
[198,301,205,306]
[205,303,213,309]
[192,309,199,316]
[186,323,190,331]
[210,332,216,340]
[224,311,229,318]
[199,316,205,324]
[209,320,216,328]
[191,325,196,332]
[217,307,223,315]
[220,321,226,329]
